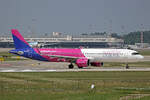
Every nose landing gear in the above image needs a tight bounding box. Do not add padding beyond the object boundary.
[126,63,129,69]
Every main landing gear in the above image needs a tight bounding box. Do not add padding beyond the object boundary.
[68,63,74,69]
[68,63,83,69]
[78,66,83,69]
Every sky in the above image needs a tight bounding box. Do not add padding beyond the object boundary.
[0,0,150,36]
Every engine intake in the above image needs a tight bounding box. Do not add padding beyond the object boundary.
[76,58,89,68]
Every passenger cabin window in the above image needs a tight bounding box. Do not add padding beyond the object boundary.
[132,52,139,55]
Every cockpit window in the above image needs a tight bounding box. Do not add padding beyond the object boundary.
[132,52,139,55]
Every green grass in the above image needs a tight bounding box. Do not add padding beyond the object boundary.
[0,52,15,57]
[0,72,150,100]
[138,49,150,56]
[133,96,150,100]
[0,52,27,61]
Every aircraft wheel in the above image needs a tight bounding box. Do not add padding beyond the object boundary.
[78,67,83,69]
[126,64,129,69]
[101,62,104,66]
[78,66,83,69]
[68,63,74,69]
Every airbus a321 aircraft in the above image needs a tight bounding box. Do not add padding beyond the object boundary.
[9,29,144,69]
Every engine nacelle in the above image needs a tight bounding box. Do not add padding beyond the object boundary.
[90,62,103,67]
[76,58,89,68]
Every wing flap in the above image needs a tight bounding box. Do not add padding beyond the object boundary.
[40,53,83,62]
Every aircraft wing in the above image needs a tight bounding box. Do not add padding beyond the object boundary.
[40,54,81,62]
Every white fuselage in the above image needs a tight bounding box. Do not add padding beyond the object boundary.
[81,49,144,62]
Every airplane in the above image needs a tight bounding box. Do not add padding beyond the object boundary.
[9,29,144,69]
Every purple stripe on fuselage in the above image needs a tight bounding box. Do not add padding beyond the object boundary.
[11,29,29,45]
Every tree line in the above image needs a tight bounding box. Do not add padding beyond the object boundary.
[110,31,150,45]
[123,31,150,45]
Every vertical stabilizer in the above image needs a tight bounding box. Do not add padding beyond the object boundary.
[11,29,31,49]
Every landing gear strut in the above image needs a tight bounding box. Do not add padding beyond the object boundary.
[126,64,129,69]
[68,63,74,69]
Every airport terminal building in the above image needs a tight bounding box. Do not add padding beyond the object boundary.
[0,35,124,48]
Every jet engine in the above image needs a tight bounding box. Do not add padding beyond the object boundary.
[90,62,103,67]
[76,58,89,68]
